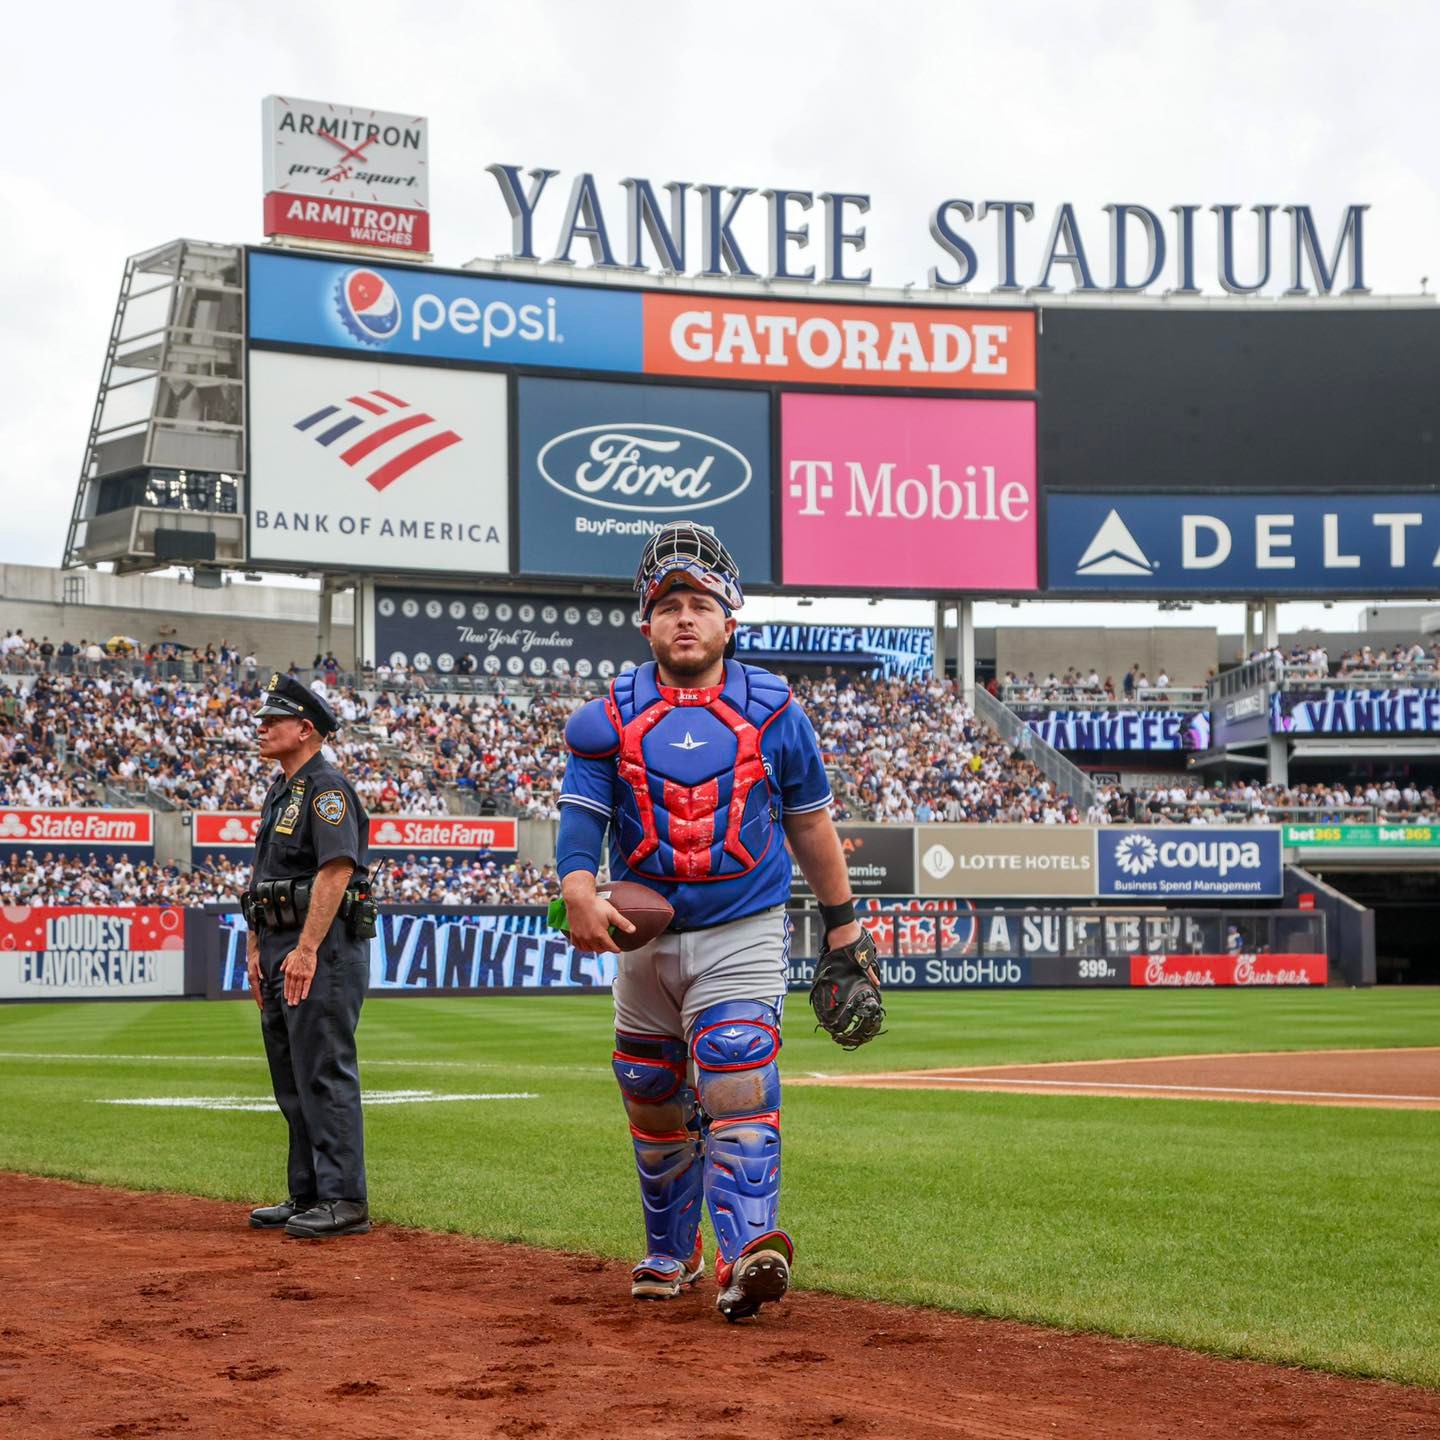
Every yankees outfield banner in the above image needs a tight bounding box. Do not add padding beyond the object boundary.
[192,811,518,867]
[1047,492,1440,596]
[515,376,773,584]
[1021,709,1207,751]
[735,624,933,680]
[0,907,186,1000]
[214,908,616,996]
[372,587,649,681]
[0,809,154,860]
[1097,827,1283,898]
[248,350,509,573]
[1274,687,1440,735]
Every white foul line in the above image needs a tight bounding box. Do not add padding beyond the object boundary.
[836,1074,1440,1103]
[0,1051,592,1074]
[99,1090,539,1112]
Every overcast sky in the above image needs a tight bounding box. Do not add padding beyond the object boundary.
[4,0,1437,635]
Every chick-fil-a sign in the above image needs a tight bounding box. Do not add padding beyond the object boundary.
[780,393,1037,592]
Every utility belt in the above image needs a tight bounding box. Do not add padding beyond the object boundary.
[241,875,378,940]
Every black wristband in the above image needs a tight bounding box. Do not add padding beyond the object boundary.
[820,899,856,931]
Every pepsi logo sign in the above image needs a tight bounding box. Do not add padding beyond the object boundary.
[335,269,402,345]
[536,423,752,513]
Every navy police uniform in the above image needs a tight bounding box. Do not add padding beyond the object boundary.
[248,675,372,1225]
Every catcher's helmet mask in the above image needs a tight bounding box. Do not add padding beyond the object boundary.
[634,523,744,659]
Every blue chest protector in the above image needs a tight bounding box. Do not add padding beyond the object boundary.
[566,661,791,884]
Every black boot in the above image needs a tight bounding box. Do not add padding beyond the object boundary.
[249,1198,314,1229]
[283,1200,371,1238]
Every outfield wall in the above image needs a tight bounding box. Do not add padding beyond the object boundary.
[0,901,1329,1002]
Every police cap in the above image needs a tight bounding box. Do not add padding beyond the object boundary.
[255,674,339,735]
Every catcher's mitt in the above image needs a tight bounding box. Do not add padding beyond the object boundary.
[809,928,885,1049]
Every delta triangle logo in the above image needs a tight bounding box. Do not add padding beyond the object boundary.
[1075,509,1156,577]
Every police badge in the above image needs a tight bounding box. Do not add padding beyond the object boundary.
[314,790,347,826]
[274,778,306,836]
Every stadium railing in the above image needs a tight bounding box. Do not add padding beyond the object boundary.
[974,684,1096,811]
[1003,686,1206,711]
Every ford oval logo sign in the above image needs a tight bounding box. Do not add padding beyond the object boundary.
[536,423,752,513]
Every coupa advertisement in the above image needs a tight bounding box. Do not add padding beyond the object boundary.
[372,587,648,680]
[0,907,186,1000]
[248,251,642,372]
[214,909,615,995]
[1097,827,1283,899]
[192,812,517,867]
[1274,688,1440,734]
[247,350,509,573]
[780,393,1038,592]
[516,376,773,584]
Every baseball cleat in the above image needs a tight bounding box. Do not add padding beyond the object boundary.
[715,1231,793,1322]
[631,1236,705,1299]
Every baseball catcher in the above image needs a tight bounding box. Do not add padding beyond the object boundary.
[555,522,874,1321]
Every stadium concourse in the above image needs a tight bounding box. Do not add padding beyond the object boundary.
[2,638,1440,907]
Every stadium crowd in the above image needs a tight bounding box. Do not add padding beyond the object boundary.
[794,675,1079,825]
[1090,778,1440,826]
[1000,665,1193,705]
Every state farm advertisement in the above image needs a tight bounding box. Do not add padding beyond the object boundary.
[1130,954,1328,987]
[191,812,517,861]
[781,394,1038,591]
[0,809,153,856]
[643,295,1035,390]
[0,907,186,999]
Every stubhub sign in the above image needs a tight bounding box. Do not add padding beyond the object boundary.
[1048,493,1440,595]
[248,250,642,373]
[1098,827,1282,898]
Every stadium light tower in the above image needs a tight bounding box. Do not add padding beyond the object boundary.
[64,240,247,574]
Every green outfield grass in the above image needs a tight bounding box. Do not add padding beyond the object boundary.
[1,988,1438,1386]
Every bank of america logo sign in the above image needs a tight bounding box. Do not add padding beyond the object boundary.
[1114,834,1159,875]
[1075,509,1156,577]
[294,390,461,492]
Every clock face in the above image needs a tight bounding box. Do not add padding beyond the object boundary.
[262,95,429,210]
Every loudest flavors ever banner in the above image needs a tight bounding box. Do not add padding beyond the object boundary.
[780,394,1038,592]
[0,907,186,999]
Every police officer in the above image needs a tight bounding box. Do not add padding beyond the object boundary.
[244,674,373,1239]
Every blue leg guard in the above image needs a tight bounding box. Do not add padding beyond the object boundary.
[613,1032,703,1272]
[692,1000,787,1270]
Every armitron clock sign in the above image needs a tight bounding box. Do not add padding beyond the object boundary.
[261,95,430,254]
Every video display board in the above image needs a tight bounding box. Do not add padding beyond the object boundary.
[1039,306,1440,492]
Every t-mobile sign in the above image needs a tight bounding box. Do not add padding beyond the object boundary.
[780,394,1037,592]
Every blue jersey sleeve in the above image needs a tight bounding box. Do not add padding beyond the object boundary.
[769,702,832,816]
[558,750,616,823]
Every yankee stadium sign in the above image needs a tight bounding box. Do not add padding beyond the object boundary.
[486,166,1368,295]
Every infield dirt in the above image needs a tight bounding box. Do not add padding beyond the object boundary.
[2,1172,1438,1439]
